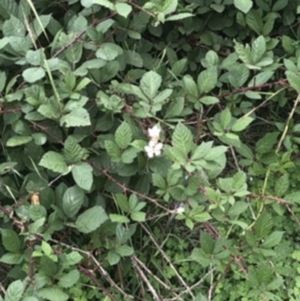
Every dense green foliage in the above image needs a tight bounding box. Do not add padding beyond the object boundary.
[1,0,300,300]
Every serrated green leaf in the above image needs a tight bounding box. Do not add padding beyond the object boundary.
[124,50,143,67]
[248,71,274,86]
[140,71,162,99]
[133,201,146,212]
[115,3,132,18]
[26,49,43,66]
[29,205,47,221]
[167,170,181,186]
[33,14,52,38]
[121,147,139,164]
[110,214,130,223]
[232,117,254,132]
[22,67,45,83]
[75,59,106,76]
[60,108,91,127]
[282,36,295,54]
[99,61,120,83]
[115,194,130,212]
[39,151,68,174]
[3,15,25,37]
[6,135,32,147]
[190,248,210,266]
[254,212,273,239]
[200,231,215,254]
[233,0,253,13]
[41,241,52,257]
[37,288,68,301]
[232,172,247,190]
[166,13,194,21]
[96,43,123,61]
[63,136,87,163]
[5,280,24,301]
[115,122,132,149]
[262,231,284,248]
[228,201,249,216]
[105,140,121,162]
[219,108,232,129]
[0,253,23,264]
[58,269,80,288]
[256,132,279,154]
[191,141,213,161]
[246,10,263,35]
[256,264,273,284]
[197,67,218,94]
[128,194,138,210]
[65,252,83,265]
[251,35,266,63]
[32,132,47,145]
[234,42,252,65]
[130,211,146,222]
[107,250,120,265]
[116,245,134,256]
[165,97,184,118]
[38,102,60,120]
[1,229,20,252]
[185,218,194,230]
[76,206,108,233]
[286,71,300,92]
[200,96,219,105]
[272,0,288,11]
[62,186,85,218]
[72,162,93,191]
[169,147,187,165]
[75,78,91,91]
[83,0,114,9]
[275,174,289,197]
[160,0,178,15]
[204,146,228,162]
[191,210,211,222]
[172,123,194,155]
[169,186,185,201]
[152,89,172,106]
[28,217,45,234]
[182,75,198,98]
[171,58,187,76]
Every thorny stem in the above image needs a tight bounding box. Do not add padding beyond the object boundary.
[78,265,119,301]
[139,222,195,299]
[216,78,287,99]
[131,256,162,301]
[91,162,172,213]
[46,237,134,300]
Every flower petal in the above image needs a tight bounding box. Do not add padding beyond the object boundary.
[148,125,161,140]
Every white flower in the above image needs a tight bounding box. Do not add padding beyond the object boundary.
[172,204,185,215]
[144,140,163,158]
[148,125,161,143]
[175,207,185,214]
[145,145,154,158]
[153,142,163,156]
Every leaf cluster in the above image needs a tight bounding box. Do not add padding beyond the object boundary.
[0,0,300,300]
